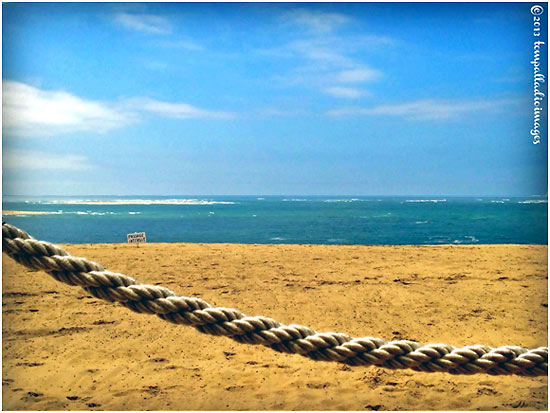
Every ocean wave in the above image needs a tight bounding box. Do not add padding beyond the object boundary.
[415,220,429,224]
[404,199,446,203]
[269,237,286,241]
[453,236,479,244]
[371,213,392,218]
[327,238,348,243]
[128,212,141,215]
[282,198,307,202]
[63,211,118,216]
[428,235,451,243]
[323,199,360,203]
[518,200,548,204]
[42,199,236,206]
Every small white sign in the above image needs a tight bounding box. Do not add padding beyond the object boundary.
[127,232,146,244]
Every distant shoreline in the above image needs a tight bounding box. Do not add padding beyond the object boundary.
[2,210,56,215]
[42,200,235,205]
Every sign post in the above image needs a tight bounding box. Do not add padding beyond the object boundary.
[127,232,146,247]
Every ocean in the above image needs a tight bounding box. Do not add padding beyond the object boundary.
[2,196,548,245]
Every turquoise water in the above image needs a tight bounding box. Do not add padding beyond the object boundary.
[2,196,547,245]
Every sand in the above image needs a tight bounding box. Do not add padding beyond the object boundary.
[2,211,57,216]
[41,200,234,205]
[2,243,547,410]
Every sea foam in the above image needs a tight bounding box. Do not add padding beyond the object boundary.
[404,199,446,203]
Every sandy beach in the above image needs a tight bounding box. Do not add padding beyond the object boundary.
[2,242,547,410]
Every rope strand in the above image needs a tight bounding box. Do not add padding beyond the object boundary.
[2,222,547,376]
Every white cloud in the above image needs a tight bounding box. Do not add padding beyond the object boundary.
[260,30,389,97]
[262,35,393,64]
[114,12,172,35]
[287,38,354,67]
[2,81,235,137]
[264,37,381,68]
[124,98,236,120]
[273,64,382,94]
[3,81,134,137]
[323,87,365,99]
[334,68,382,83]
[3,149,93,171]
[285,9,350,33]
[327,98,520,120]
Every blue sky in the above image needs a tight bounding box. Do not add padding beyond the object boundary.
[2,2,548,196]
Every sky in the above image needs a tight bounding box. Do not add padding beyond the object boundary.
[2,2,548,196]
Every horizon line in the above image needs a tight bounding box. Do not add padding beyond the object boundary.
[2,194,548,198]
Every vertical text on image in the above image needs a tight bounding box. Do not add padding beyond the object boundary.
[531,5,546,145]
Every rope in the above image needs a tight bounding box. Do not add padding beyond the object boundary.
[2,222,547,376]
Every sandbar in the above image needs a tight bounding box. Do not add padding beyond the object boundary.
[56,200,234,205]
[2,211,56,216]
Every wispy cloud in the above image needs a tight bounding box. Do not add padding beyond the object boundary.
[3,81,235,137]
[262,9,391,98]
[3,149,93,171]
[262,35,392,69]
[333,68,382,83]
[274,63,382,94]
[327,98,521,120]
[124,98,236,120]
[3,81,134,137]
[323,86,365,99]
[114,12,172,35]
[284,9,350,33]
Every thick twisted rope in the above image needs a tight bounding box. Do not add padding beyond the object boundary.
[2,223,547,376]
